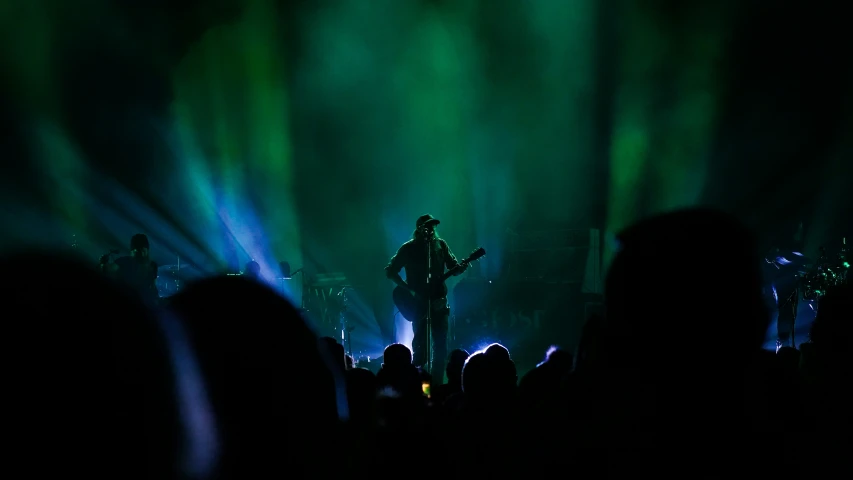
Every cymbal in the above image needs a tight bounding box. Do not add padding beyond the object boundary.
[766,251,812,267]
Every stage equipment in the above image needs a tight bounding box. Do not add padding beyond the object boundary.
[505,227,603,294]
[798,237,849,302]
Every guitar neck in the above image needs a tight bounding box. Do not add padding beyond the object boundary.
[439,261,468,283]
[431,248,483,285]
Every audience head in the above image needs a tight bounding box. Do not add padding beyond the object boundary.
[462,347,517,404]
[601,209,773,443]
[605,208,768,368]
[0,251,184,477]
[484,343,517,387]
[484,343,510,361]
[382,343,413,369]
[446,349,470,384]
[540,346,573,371]
[320,336,347,371]
[461,352,492,398]
[168,275,345,476]
[376,344,420,398]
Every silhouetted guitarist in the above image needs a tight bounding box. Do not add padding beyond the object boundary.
[100,233,159,307]
[764,221,808,349]
[385,214,467,381]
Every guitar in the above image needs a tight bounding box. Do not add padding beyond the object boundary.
[393,247,486,323]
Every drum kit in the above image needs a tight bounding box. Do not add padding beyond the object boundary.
[155,256,206,298]
[156,263,187,298]
[796,237,848,303]
[762,237,847,350]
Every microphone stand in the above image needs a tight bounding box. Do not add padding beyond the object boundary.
[425,234,433,374]
[282,268,306,310]
[787,287,798,348]
[339,287,354,361]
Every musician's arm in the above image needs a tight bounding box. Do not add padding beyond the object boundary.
[442,241,466,275]
[385,244,413,291]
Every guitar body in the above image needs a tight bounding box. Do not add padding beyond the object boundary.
[393,286,419,323]
[392,283,449,323]
[391,247,486,323]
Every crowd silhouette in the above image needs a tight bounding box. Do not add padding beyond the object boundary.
[3,208,850,478]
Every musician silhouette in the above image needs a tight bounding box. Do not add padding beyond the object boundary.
[101,233,159,307]
[766,221,807,348]
[385,214,467,382]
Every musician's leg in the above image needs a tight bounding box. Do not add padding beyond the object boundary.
[431,309,449,384]
[411,321,427,367]
[776,286,796,348]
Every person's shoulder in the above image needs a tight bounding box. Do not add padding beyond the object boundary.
[400,239,417,250]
